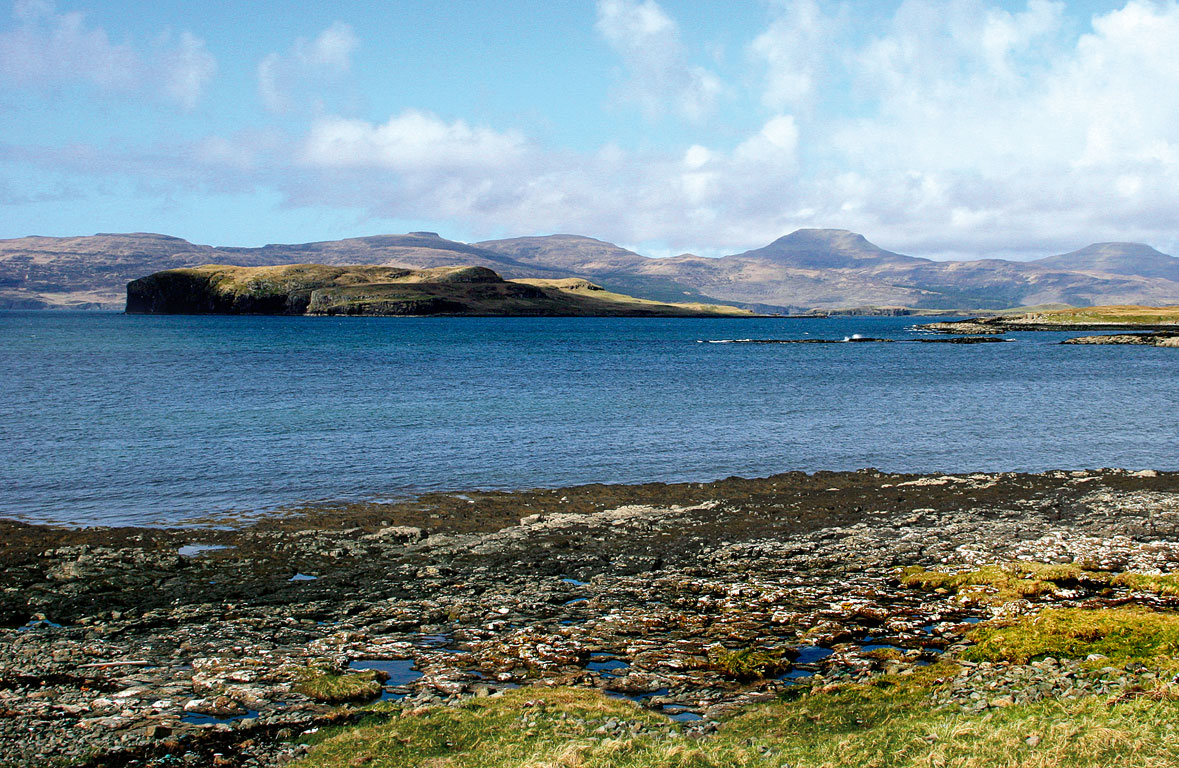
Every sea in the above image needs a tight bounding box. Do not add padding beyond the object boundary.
[2,311,1176,527]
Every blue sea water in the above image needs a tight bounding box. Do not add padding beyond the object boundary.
[1,311,1176,527]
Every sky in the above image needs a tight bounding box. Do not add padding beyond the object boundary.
[2,0,1178,259]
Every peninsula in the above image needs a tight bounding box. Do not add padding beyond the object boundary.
[125,264,757,318]
[921,304,1179,345]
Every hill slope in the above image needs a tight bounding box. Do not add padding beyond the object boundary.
[1033,242,1179,281]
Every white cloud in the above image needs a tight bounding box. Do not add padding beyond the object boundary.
[257,21,358,113]
[0,0,214,108]
[161,31,217,111]
[809,0,1179,253]
[750,0,839,109]
[595,0,722,121]
[300,111,527,171]
[304,21,358,71]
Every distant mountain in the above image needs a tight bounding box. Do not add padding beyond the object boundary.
[727,229,928,269]
[5,228,1179,312]
[475,234,649,272]
[1033,242,1179,282]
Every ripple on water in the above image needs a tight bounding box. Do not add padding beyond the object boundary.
[177,544,233,557]
[793,645,834,665]
[349,658,423,700]
[586,658,629,677]
[181,709,258,725]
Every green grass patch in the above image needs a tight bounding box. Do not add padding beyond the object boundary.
[708,647,788,681]
[293,667,384,704]
[962,607,1179,666]
[1024,305,1179,325]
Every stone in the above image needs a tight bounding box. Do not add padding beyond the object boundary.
[144,724,171,740]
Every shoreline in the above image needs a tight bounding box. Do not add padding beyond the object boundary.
[3,468,1178,766]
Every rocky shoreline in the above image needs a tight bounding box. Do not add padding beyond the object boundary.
[1061,333,1179,347]
[3,469,1179,767]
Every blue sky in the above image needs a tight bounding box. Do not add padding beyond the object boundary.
[2,0,1177,259]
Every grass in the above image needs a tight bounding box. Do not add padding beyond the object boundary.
[514,277,757,316]
[1014,305,1179,325]
[1112,572,1179,597]
[962,607,1179,666]
[897,563,1109,605]
[292,666,1179,768]
[293,667,384,703]
[707,646,788,681]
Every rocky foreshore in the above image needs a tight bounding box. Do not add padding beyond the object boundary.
[3,469,1179,767]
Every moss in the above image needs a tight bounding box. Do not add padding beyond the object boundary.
[293,668,384,703]
[899,562,1110,605]
[708,647,788,681]
[962,607,1179,666]
[863,647,907,662]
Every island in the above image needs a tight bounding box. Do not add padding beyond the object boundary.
[125,264,759,318]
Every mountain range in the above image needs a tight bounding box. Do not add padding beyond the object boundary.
[3,228,1179,312]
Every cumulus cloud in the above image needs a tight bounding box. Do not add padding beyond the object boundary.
[750,0,840,110]
[817,0,1179,253]
[300,111,527,171]
[12,1,1179,259]
[258,21,358,113]
[595,0,722,120]
[0,0,215,108]
[160,31,217,111]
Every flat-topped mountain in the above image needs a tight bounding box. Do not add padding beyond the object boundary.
[727,228,928,269]
[7,228,1179,312]
[475,234,650,273]
[125,264,757,317]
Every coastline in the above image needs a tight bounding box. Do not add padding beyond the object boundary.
[3,468,1179,766]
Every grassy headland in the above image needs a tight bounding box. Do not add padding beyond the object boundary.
[921,304,1179,336]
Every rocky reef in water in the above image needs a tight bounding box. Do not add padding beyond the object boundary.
[1061,333,1179,347]
[1,469,1178,766]
[125,264,757,318]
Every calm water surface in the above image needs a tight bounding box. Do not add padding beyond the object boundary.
[2,311,1176,526]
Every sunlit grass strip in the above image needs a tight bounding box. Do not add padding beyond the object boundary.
[293,670,1179,768]
[962,607,1179,666]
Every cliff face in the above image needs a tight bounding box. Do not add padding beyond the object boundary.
[125,264,756,317]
